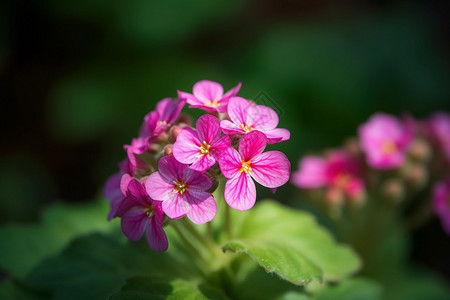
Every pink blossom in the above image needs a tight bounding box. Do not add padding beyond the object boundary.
[116,178,168,252]
[433,179,450,235]
[358,113,413,169]
[124,138,153,176]
[178,80,241,113]
[220,97,290,144]
[146,155,217,224]
[292,150,364,198]
[426,112,450,162]
[104,159,133,221]
[140,98,186,138]
[218,131,291,211]
[173,114,230,172]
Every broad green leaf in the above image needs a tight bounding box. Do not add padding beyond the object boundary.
[0,199,118,279]
[222,200,361,286]
[312,278,382,300]
[109,276,230,300]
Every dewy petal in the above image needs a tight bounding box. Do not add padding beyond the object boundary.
[197,114,222,145]
[217,147,242,179]
[146,172,174,201]
[185,191,217,225]
[184,170,212,191]
[147,216,168,252]
[193,80,224,103]
[264,128,291,144]
[173,127,201,165]
[220,120,245,135]
[162,193,189,219]
[251,151,291,188]
[239,131,267,161]
[292,156,327,188]
[225,173,256,211]
[158,155,190,182]
[190,154,216,172]
[227,97,251,126]
[121,207,149,241]
[248,104,279,131]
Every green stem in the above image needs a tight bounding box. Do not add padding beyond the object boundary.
[225,204,232,241]
[170,222,208,265]
[182,218,218,256]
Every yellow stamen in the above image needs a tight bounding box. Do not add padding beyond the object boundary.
[205,99,220,108]
[239,160,252,174]
[144,206,155,218]
[381,141,397,155]
[240,123,253,133]
[173,181,188,194]
[199,141,211,155]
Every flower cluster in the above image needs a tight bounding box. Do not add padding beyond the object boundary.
[293,112,450,235]
[104,80,291,251]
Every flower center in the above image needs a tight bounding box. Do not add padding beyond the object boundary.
[240,123,253,133]
[239,160,252,174]
[199,141,211,155]
[205,99,220,108]
[381,140,397,155]
[144,205,155,218]
[173,180,188,194]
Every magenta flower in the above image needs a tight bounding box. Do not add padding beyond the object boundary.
[146,155,217,224]
[433,179,450,235]
[116,178,168,252]
[218,131,291,211]
[358,113,413,169]
[104,159,133,220]
[140,98,186,137]
[426,112,450,162]
[292,150,364,198]
[220,97,290,144]
[172,114,230,172]
[178,80,241,113]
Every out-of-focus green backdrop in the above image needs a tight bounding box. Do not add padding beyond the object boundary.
[1,0,449,277]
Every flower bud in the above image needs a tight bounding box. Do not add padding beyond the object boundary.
[381,178,405,204]
[163,144,173,156]
[406,165,428,189]
[177,114,192,126]
[408,138,431,163]
[169,124,188,143]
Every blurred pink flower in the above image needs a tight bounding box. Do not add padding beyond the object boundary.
[173,114,230,172]
[178,80,241,113]
[218,131,291,211]
[117,178,168,252]
[433,179,450,235]
[220,97,290,144]
[104,158,133,221]
[426,112,450,163]
[292,150,364,198]
[358,113,413,169]
[146,155,217,225]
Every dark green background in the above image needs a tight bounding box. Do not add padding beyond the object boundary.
[1,0,449,281]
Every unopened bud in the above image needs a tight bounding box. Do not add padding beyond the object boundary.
[177,114,192,126]
[169,125,188,143]
[406,165,428,189]
[408,139,431,163]
[382,179,404,204]
[163,144,173,156]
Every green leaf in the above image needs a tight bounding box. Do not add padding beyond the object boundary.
[0,199,119,279]
[312,278,382,300]
[109,276,230,300]
[222,200,361,286]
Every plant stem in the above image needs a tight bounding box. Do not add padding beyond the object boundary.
[225,204,232,241]
[182,218,218,257]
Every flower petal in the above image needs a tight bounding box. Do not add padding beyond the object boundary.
[162,193,189,219]
[193,80,223,103]
[224,173,256,211]
[103,172,123,203]
[146,216,168,252]
[185,191,217,224]
[217,147,241,179]
[292,156,327,188]
[196,114,221,145]
[184,170,212,191]
[227,97,251,126]
[121,207,149,241]
[210,135,231,160]
[223,82,242,98]
[239,131,267,161]
[248,104,279,130]
[189,154,216,172]
[158,155,190,182]
[251,151,291,188]
[172,127,201,165]
[156,98,186,125]
[177,91,203,106]
[146,172,173,201]
[220,120,245,135]
[264,128,290,144]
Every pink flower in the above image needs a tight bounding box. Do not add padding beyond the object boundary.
[104,159,133,221]
[220,97,290,144]
[124,138,153,176]
[146,155,217,224]
[433,179,450,235]
[172,114,230,172]
[140,98,186,137]
[178,80,241,113]
[116,178,168,252]
[218,131,291,211]
[292,150,364,198]
[426,112,450,163]
[358,113,413,169]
